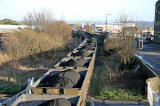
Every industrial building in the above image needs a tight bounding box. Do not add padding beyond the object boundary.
[154,0,160,41]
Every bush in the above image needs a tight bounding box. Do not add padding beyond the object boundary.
[104,38,120,52]
[118,34,136,65]
[3,29,70,60]
[104,35,136,65]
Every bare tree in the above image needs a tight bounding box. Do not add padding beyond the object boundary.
[23,9,72,44]
[105,12,137,65]
[23,9,55,32]
[117,13,137,65]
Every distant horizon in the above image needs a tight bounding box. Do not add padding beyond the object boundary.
[0,18,154,24]
[0,18,154,28]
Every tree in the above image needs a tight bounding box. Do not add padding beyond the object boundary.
[105,12,137,65]
[23,9,55,32]
[23,9,72,47]
[117,13,137,65]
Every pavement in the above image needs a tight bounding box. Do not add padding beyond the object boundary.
[92,103,146,106]
[87,98,149,106]
[136,43,160,77]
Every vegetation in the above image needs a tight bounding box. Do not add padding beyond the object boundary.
[90,54,145,101]
[90,26,146,101]
[0,19,23,25]
[0,9,74,94]
[84,24,94,34]
[3,29,70,60]
[104,35,136,66]
[96,89,143,101]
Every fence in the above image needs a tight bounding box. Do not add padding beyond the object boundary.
[147,82,160,106]
[0,77,34,106]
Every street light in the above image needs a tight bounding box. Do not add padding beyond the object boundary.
[106,14,111,32]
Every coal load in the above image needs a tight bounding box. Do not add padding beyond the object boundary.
[78,43,95,51]
[38,98,72,106]
[60,58,90,67]
[38,70,83,88]
[71,50,93,57]
[85,43,96,50]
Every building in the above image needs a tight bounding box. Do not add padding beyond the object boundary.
[106,25,121,33]
[94,24,121,33]
[94,21,136,33]
[0,25,28,33]
[94,24,106,32]
[154,0,160,41]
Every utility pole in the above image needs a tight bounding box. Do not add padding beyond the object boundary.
[106,14,111,32]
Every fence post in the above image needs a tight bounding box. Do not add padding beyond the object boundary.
[28,77,34,94]
[137,38,143,49]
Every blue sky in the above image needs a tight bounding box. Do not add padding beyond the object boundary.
[0,0,158,22]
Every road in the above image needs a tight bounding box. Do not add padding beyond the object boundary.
[89,102,146,106]
[87,99,148,106]
[136,43,160,77]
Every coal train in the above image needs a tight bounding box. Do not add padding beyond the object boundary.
[5,34,97,106]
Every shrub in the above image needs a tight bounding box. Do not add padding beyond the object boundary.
[3,29,69,60]
[104,38,120,52]
[104,34,136,65]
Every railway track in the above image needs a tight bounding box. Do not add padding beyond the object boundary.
[4,36,97,106]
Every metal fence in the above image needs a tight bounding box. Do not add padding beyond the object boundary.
[0,77,34,106]
[147,82,160,106]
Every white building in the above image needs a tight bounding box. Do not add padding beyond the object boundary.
[0,25,28,33]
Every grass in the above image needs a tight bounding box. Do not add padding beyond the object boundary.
[96,89,143,101]
[89,63,107,96]
[0,19,23,25]
[0,86,21,94]
[3,29,68,60]
[0,49,71,94]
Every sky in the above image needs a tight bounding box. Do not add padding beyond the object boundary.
[0,0,158,23]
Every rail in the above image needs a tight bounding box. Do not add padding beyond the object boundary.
[147,82,160,106]
[0,77,34,106]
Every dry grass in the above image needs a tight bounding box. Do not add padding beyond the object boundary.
[0,20,73,94]
[0,9,73,94]
[2,29,70,60]
[0,53,11,65]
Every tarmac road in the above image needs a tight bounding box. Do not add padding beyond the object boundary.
[93,103,145,106]
[136,43,160,77]
[87,99,148,106]
[89,102,147,106]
